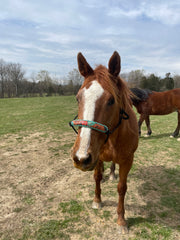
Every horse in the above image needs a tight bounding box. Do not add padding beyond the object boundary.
[69,51,139,234]
[109,87,180,184]
[130,88,180,137]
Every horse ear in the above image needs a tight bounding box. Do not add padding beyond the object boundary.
[77,52,94,77]
[108,51,121,77]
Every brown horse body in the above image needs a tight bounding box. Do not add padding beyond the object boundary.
[70,52,139,233]
[131,88,180,137]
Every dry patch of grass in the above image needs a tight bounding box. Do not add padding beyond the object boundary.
[0,131,180,240]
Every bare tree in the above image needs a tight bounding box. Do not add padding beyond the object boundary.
[36,70,59,96]
[127,70,145,88]
[174,75,180,88]
[0,59,7,98]
[67,68,83,85]
[66,68,83,94]
[8,63,25,97]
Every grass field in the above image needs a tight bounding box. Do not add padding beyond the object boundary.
[0,96,180,240]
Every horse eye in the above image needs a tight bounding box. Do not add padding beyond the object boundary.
[108,97,115,106]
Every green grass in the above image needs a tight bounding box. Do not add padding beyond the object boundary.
[34,220,71,240]
[59,200,85,215]
[0,96,180,240]
[0,96,77,135]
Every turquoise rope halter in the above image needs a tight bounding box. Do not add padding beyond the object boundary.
[70,119,109,134]
[69,109,129,143]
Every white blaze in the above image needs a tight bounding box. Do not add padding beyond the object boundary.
[76,81,104,160]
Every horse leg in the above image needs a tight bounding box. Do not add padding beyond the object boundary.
[117,158,133,234]
[92,160,103,209]
[145,115,152,136]
[138,114,145,136]
[109,162,116,181]
[171,110,180,137]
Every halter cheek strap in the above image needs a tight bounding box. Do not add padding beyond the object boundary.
[69,109,129,143]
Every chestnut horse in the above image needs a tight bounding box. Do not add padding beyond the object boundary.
[130,88,180,137]
[69,51,139,234]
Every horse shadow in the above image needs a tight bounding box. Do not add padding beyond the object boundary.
[127,165,180,231]
[140,132,173,140]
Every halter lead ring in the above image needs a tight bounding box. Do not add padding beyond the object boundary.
[69,109,129,143]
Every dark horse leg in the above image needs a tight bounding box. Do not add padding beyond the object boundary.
[109,162,116,180]
[145,115,152,136]
[117,157,133,234]
[92,160,103,209]
[138,114,145,136]
[171,110,180,137]
[138,114,152,136]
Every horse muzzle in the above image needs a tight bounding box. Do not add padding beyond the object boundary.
[73,153,98,171]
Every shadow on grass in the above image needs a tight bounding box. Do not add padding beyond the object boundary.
[140,132,173,140]
[128,165,180,231]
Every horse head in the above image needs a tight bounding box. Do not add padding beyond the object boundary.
[71,52,124,171]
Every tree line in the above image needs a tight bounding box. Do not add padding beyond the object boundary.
[0,59,180,98]
[0,59,83,98]
[125,70,180,91]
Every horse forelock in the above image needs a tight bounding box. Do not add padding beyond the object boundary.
[93,65,131,110]
[79,64,132,113]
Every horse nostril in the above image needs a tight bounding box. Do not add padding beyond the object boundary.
[82,154,92,166]
[73,156,79,164]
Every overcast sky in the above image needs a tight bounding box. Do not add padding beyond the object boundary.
[0,0,180,79]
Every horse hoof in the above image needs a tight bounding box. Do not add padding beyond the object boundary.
[109,173,116,181]
[170,135,174,138]
[92,201,102,209]
[118,225,129,235]
[144,134,150,137]
[177,138,180,141]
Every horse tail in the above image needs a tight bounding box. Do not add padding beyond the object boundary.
[130,88,152,104]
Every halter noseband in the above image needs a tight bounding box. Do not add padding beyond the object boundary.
[69,109,129,143]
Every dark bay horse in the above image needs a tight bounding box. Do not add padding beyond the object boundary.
[70,52,139,233]
[130,88,180,137]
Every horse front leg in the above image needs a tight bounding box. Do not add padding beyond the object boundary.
[145,115,152,136]
[92,160,103,209]
[171,110,180,137]
[117,158,133,234]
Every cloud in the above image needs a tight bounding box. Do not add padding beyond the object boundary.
[0,0,179,78]
[108,1,180,25]
[39,32,81,45]
[143,2,180,25]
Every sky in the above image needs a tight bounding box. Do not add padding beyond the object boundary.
[0,0,180,80]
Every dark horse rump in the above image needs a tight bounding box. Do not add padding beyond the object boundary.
[130,88,153,104]
[130,88,180,137]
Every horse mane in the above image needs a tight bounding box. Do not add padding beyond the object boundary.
[130,88,153,104]
[94,65,132,110]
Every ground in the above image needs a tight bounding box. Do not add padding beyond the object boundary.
[0,130,180,240]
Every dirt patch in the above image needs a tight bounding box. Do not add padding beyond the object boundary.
[0,133,69,229]
[0,132,180,240]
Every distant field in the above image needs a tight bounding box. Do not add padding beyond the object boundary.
[0,96,179,240]
[0,96,77,135]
